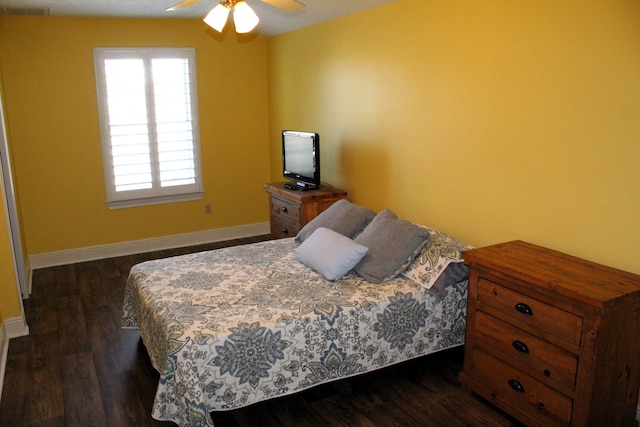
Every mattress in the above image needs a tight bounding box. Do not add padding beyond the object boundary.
[123,237,468,427]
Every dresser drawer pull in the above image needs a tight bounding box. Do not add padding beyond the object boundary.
[515,302,533,316]
[512,340,530,354]
[282,228,289,235]
[508,379,525,393]
[281,206,288,213]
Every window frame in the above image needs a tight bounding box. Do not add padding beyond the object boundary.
[93,47,204,209]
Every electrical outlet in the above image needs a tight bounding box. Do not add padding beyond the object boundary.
[204,204,211,214]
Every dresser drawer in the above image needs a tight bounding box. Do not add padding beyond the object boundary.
[475,311,578,389]
[477,278,583,346]
[469,349,573,426]
[270,215,300,239]
[270,196,301,223]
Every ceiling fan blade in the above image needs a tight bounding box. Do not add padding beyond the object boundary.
[166,0,203,11]
[260,0,305,12]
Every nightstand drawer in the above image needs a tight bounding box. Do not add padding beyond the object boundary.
[469,349,573,426]
[265,183,347,240]
[271,196,301,223]
[475,311,578,389]
[477,278,583,346]
[270,215,300,239]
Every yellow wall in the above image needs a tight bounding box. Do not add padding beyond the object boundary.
[0,16,270,255]
[267,0,640,275]
[0,2,639,318]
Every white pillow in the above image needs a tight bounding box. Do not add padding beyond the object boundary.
[295,227,368,281]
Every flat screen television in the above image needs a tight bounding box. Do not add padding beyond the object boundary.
[282,130,320,190]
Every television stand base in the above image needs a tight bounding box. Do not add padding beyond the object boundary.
[283,183,318,191]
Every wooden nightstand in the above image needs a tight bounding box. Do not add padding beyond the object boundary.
[264,182,347,239]
[459,240,640,427]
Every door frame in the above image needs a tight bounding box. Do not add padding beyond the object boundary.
[0,91,29,299]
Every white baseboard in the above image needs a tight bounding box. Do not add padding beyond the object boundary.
[4,316,29,339]
[29,222,270,270]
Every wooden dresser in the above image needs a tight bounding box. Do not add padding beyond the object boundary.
[459,240,640,427]
[264,182,347,239]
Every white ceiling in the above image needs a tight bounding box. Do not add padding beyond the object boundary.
[0,0,399,37]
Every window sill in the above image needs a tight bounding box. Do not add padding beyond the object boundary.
[107,192,204,210]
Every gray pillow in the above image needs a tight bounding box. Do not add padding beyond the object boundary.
[428,262,469,299]
[295,227,369,281]
[354,209,431,284]
[295,199,376,243]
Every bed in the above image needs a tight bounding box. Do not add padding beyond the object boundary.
[122,201,472,427]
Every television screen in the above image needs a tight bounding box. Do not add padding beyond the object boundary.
[282,130,320,190]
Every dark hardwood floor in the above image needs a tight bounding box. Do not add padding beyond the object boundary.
[1,235,522,427]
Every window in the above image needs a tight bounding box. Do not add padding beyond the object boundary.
[94,48,203,208]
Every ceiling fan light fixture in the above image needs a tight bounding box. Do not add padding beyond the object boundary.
[233,1,259,33]
[203,3,230,32]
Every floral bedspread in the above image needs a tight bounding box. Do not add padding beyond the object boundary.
[122,238,468,427]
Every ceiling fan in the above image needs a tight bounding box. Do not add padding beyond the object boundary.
[167,0,305,33]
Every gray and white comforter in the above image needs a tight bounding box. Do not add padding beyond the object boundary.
[122,238,467,426]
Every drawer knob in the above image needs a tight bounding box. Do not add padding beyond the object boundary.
[282,228,289,235]
[281,206,288,213]
[512,340,530,354]
[515,302,533,316]
[508,379,525,393]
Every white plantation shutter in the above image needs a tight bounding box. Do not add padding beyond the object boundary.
[94,48,203,208]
